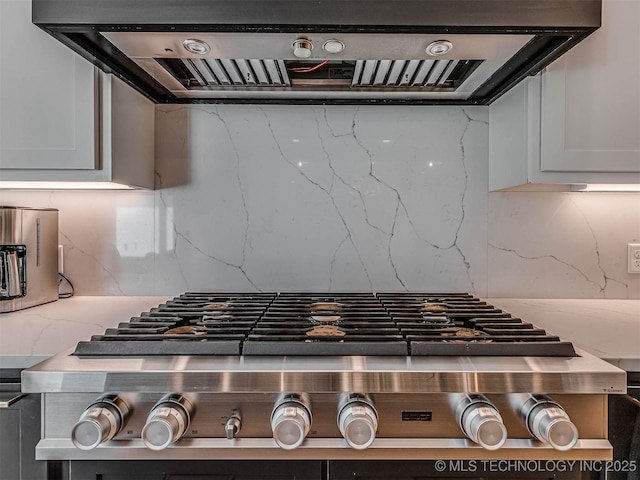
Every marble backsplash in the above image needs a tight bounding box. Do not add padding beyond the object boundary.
[1,105,639,298]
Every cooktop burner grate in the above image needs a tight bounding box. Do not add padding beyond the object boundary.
[73,292,577,357]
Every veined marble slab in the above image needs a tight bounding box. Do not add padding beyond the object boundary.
[0,296,168,368]
[489,298,640,372]
[1,105,638,298]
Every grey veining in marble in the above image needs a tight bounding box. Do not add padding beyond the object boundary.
[152,105,488,294]
[1,105,638,298]
[488,192,640,298]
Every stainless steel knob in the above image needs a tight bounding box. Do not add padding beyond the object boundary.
[141,394,193,451]
[453,394,507,450]
[337,393,378,450]
[514,394,578,451]
[271,393,312,450]
[71,394,129,450]
[292,39,313,59]
[225,411,242,440]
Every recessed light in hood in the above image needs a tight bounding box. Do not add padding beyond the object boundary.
[426,40,453,56]
[31,0,601,105]
[182,39,211,55]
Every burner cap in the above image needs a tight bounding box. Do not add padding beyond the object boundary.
[421,302,449,312]
[164,326,206,336]
[306,325,346,338]
[443,327,492,343]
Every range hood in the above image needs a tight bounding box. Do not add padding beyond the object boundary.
[32,0,601,105]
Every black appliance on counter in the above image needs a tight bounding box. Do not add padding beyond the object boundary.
[23,292,626,480]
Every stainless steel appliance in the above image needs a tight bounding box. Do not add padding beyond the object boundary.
[22,292,626,479]
[0,206,58,313]
[31,0,601,104]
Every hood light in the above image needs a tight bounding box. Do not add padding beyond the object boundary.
[322,39,345,54]
[426,40,453,56]
[292,39,313,59]
[183,39,211,55]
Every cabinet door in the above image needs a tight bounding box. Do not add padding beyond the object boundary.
[0,0,97,170]
[0,394,46,480]
[540,0,640,173]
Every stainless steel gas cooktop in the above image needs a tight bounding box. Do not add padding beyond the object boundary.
[22,292,626,463]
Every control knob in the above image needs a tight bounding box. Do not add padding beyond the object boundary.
[71,394,130,450]
[271,393,312,450]
[141,394,194,450]
[292,39,313,59]
[452,393,508,450]
[337,393,379,450]
[225,410,242,440]
[512,394,578,451]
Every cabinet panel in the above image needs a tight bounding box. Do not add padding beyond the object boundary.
[0,73,155,187]
[0,393,46,480]
[540,0,640,173]
[0,0,97,170]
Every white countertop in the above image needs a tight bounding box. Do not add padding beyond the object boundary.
[0,296,168,369]
[1,296,638,371]
[488,298,640,372]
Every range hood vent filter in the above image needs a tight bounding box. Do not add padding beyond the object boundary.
[158,57,484,92]
[157,58,291,88]
[352,59,482,90]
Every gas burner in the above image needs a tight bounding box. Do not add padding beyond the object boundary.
[442,327,493,343]
[310,301,343,313]
[306,325,346,338]
[417,316,454,326]
[163,326,204,335]
[203,302,233,310]
[310,315,342,324]
[421,302,449,312]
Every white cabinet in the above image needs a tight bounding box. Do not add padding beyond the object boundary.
[489,0,640,191]
[0,0,97,171]
[0,0,154,188]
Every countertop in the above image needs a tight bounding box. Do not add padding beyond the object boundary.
[0,296,169,369]
[0,296,638,371]
[488,298,640,372]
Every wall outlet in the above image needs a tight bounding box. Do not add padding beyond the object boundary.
[628,243,640,274]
